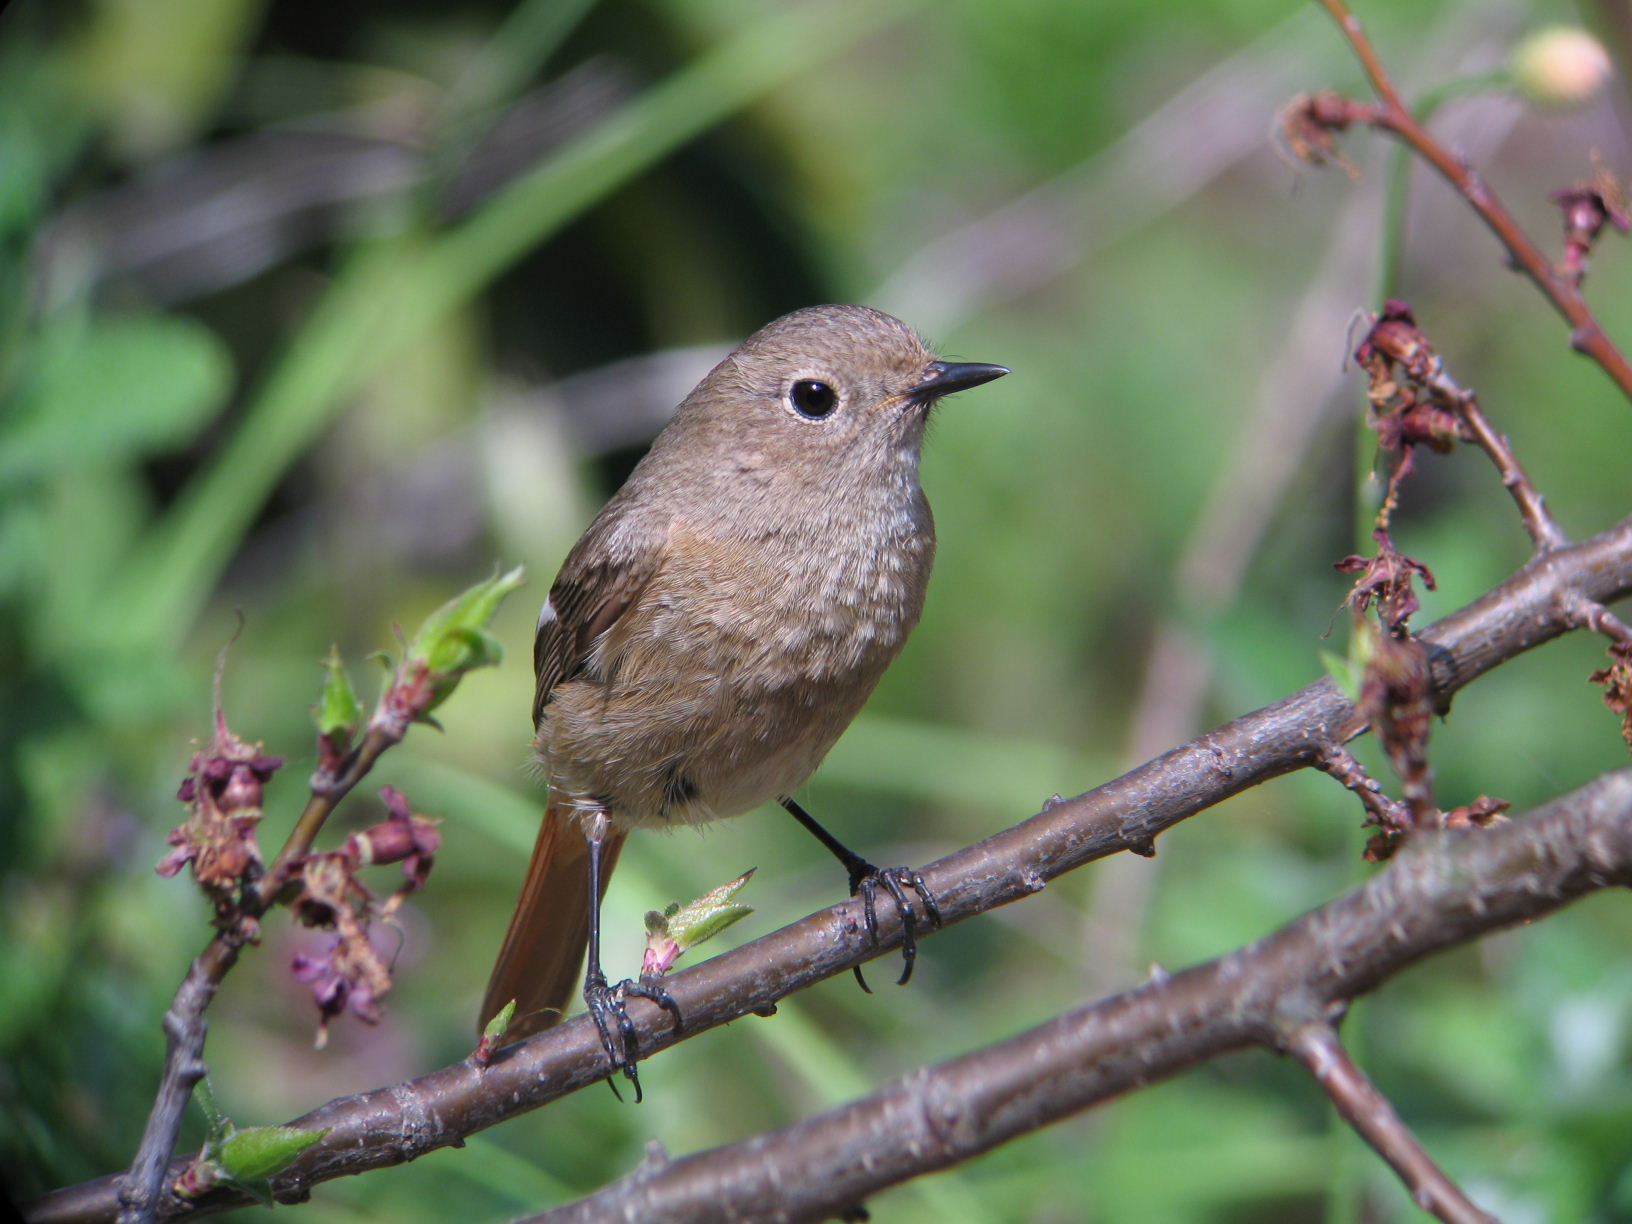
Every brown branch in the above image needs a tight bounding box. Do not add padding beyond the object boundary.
[30,514,1632,1224]
[1285,1023,1499,1224]
[516,771,1631,1224]
[1316,0,1632,403]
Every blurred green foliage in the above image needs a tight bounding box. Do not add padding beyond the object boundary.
[3,0,1631,1220]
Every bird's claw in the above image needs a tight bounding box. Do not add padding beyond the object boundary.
[584,974,683,1103]
[848,863,942,993]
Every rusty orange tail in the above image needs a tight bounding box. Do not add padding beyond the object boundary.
[479,802,627,1041]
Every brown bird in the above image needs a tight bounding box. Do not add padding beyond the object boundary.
[479,304,1008,1089]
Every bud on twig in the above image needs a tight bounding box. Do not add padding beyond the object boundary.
[172,1079,329,1205]
[313,645,363,780]
[378,565,525,732]
[472,999,518,1066]
[1512,27,1614,111]
[1440,796,1510,831]
[642,870,756,983]
[345,785,440,894]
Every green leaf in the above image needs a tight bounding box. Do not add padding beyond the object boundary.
[481,998,517,1044]
[647,869,756,953]
[230,1175,276,1208]
[0,314,233,482]
[314,645,364,742]
[1319,649,1361,703]
[424,625,505,678]
[397,565,525,717]
[217,1123,331,1185]
[180,1077,327,1203]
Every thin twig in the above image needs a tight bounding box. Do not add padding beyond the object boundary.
[1314,741,1412,832]
[1316,0,1632,403]
[1420,362,1567,553]
[114,941,243,1224]
[1451,391,1566,552]
[1285,1022,1500,1224]
[1558,587,1632,645]
[31,514,1632,1224]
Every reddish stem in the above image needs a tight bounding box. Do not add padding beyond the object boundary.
[1317,0,1632,404]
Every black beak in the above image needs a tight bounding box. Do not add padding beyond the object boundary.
[907,360,1010,404]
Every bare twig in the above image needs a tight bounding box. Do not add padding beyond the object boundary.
[514,771,1631,1224]
[1315,741,1412,832]
[1400,344,1565,552]
[1559,588,1632,646]
[31,515,1632,1224]
[1449,387,1566,553]
[1316,0,1632,403]
[114,941,245,1224]
[1285,1023,1499,1224]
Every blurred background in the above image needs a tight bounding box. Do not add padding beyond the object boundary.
[4,0,1632,1220]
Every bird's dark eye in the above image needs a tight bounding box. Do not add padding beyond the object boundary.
[788,379,837,419]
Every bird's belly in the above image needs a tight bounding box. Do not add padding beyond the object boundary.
[537,554,924,828]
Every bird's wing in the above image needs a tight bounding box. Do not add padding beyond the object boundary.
[533,517,666,726]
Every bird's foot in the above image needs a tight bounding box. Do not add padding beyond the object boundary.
[848,862,943,993]
[584,973,683,1102]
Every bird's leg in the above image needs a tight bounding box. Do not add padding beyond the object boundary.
[777,796,942,992]
[581,810,682,1102]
